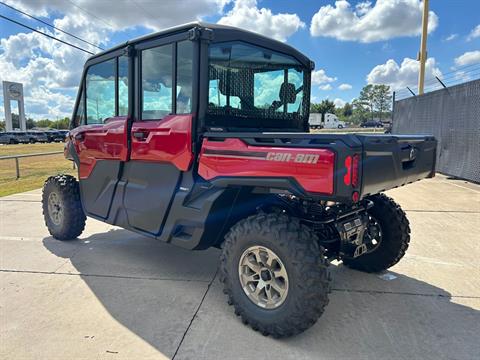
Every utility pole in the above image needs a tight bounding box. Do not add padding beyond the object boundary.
[418,0,429,95]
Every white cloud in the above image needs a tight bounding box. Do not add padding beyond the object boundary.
[311,69,337,85]
[319,84,332,91]
[338,83,352,90]
[5,0,229,31]
[366,57,442,90]
[217,0,304,42]
[467,24,480,41]
[444,34,458,42]
[310,0,439,43]
[0,0,232,119]
[454,51,480,67]
[334,98,346,107]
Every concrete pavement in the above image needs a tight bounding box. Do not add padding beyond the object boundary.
[1,174,479,359]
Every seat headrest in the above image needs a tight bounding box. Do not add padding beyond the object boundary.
[279,82,296,104]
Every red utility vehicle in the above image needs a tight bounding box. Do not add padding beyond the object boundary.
[42,23,436,337]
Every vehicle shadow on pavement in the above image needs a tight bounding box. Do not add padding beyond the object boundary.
[43,231,480,359]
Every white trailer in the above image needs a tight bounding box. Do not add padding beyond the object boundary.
[308,113,323,129]
[309,113,346,129]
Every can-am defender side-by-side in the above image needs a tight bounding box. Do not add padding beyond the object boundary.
[42,23,436,338]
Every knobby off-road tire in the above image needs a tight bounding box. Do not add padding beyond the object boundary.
[343,193,410,273]
[42,174,86,240]
[220,212,331,338]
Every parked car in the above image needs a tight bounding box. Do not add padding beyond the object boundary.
[42,22,437,339]
[361,120,384,128]
[57,130,70,140]
[26,131,49,143]
[45,130,66,142]
[0,132,18,144]
[11,132,31,144]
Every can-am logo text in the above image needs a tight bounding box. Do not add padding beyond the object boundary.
[266,152,319,164]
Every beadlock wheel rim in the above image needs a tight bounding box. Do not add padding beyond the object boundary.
[238,246,289,309]
[48,192,63,226]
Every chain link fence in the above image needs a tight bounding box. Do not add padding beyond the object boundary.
[392,79,480,183]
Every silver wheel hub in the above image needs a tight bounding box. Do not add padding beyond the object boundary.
[48,192,63,226]
[238,246,289,309]
[365,215,382,253]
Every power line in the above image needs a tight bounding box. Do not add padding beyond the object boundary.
[0,14,94,55]
[66,0,114,29]
[0,1,104,51]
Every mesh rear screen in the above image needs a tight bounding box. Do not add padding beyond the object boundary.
[206,41,310,130]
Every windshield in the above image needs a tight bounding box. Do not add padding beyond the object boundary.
[206,41,309,130]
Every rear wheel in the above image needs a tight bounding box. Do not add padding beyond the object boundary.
[343,193,410,272]
[220,212,330,338]
[42,174,86,240]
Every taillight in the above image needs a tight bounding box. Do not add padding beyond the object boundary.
[352,154,359,187]
[343,156,352,185]
[343,154,360,188]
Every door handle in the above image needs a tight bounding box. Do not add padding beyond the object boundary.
[133,130,149,141]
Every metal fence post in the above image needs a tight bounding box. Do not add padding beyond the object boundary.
[15,157,20,179]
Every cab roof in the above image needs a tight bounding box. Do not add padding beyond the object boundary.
[86,22,314,69]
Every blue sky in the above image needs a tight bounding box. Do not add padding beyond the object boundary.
[0,0,479,119]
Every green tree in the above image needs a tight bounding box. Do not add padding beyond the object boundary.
[351,98,370,124]
[358,84,376,121]
[26,118,35,129]
[35,119,53,128]
[56,117,70,129]
[373,84,392,121]
[310,99,336,121]
[342,102,353,117]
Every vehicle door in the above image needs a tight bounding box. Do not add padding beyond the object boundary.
[121,36,195,235]
[69,53,130,219]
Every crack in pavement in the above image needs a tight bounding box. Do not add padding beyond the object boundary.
[331,287,480,299]
[2,269,478,299]
[172,269,219,360]
[0,269,211,283]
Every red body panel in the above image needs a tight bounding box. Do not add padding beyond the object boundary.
[130,114,193,171]
[198,138,335,194]
[70,117,128,179]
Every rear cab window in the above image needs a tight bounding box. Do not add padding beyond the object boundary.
[206,41,308,131]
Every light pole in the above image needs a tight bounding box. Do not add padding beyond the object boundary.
[418,0,429,95]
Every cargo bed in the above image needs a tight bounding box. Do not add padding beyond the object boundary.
[200,132,437,202]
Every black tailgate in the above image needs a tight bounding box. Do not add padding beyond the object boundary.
[356,134,437,196]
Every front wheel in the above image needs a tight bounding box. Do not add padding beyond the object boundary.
[42,174,86,240]
[343,193,410,272]
[220,212,330,338]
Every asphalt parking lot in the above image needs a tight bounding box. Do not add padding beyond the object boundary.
[1,174,479,360]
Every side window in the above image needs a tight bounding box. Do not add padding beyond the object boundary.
[86,59,115,124]
[176,41,193,113]
[142,44,173,120]
[118,56,129,116]
[73,89,85,127]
